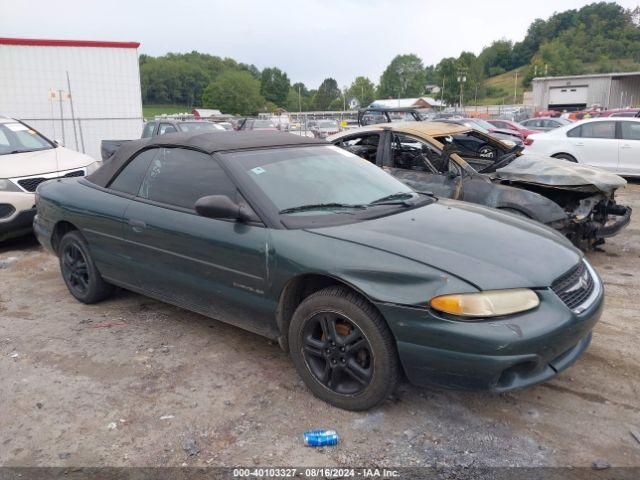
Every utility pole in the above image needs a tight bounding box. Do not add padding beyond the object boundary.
[457,70,467,111]
[514,70,518,105]
[298,84,301,113]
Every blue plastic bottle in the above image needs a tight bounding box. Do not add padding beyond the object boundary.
[303,429,340,446]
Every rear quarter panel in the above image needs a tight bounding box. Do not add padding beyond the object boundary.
[36,179,132,279]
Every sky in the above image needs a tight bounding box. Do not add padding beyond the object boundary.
[3,0,639,89]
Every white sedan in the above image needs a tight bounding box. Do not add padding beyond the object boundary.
[526,117,640,176]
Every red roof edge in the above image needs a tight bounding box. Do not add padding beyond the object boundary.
[0,37,140,49]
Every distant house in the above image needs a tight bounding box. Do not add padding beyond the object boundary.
[425,85,441,94]
[192,108,222,118]
[368,97,444,109]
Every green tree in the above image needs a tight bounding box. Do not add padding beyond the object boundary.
[260,67,291,105]
[202,70,266,115]
[377,54,426,98]
[313,78,340,110]
[346,76,375,107]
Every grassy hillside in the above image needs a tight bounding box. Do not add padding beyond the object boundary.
[483,69,525,105]
[142,104,191,119]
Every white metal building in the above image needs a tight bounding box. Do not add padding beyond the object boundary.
[0,37,143,160]
[532,72,640,112]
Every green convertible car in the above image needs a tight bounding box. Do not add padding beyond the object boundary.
[34,131,603,410]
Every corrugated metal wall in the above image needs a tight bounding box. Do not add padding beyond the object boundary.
[609,76,640,108]
[0,44,143,160]
[532,76,612,110]
[533,74,640,111]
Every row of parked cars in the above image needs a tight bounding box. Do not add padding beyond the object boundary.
[1,101,632,410]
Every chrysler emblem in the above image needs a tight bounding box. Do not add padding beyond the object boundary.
[566,272,589,293]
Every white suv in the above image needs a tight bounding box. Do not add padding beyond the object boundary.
[526,117,640,177]
[0,117,100,241]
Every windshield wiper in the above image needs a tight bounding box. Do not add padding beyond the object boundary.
[279,202,367,214]
[368,192,415,206]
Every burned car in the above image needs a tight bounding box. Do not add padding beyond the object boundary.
[329,122,631,250]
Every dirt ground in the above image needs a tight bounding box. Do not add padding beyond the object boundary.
[1,184,639,470]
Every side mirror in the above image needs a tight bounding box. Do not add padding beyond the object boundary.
[54,139,63,147]
[195,195,249,221]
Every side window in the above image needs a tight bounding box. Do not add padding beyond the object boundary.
[108,149,158,195]
[138,148,237,209]
[391,134,440,172]
[336,134,380,163]
[141,122,156,138]
[158,123,178,135]
[621,122,640,141]
[567,126,581,138]
[579,121,616,139]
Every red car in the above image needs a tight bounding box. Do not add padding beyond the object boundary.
[596,108,640,118]
[486,119,541,142]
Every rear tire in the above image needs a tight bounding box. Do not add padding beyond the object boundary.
[289,286,399,411]
[552,153,577,162]
[58,231,114,304]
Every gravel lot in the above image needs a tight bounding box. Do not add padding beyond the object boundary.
[1,183,639,469]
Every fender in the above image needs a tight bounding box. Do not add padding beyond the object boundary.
[462,177,568,225]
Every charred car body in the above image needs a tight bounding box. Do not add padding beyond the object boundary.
[329,122,631,250]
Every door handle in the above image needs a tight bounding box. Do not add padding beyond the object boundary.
[574,143,585,147]
[621,144,632,149]
[128,219,147,232]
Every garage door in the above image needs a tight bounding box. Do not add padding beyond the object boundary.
[549,86,588,106]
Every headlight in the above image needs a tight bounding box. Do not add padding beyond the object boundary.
[84,161,102,175]
[430,288,539,318]
[0,179,22,192]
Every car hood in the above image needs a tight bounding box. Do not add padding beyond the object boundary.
[494,153,626,194]
[1,147,95,178]
[306,199,581,290]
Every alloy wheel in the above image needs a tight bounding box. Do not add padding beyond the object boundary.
[301,312,373,395]
[62,243,90,296]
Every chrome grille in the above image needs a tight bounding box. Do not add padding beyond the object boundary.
[551,261,596,311]
[17,169,85,192]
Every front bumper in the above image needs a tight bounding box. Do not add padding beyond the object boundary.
[0,192,37,241]
[595,204,632,238]
[376,287,603,392]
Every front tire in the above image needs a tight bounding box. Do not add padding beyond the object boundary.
[58,231,114,304]
[289,286,399,411]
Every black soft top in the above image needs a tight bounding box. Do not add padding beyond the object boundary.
[88,131,327,188]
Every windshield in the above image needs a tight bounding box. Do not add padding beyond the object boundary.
[471,119,495,130]
[462,121,489,134]
[0,122,53,156]
[226,146,415,215]
[178,122,224,132]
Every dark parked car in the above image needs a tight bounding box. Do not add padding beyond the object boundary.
[101,120,224,161]
[438,118,524,145]
[34,131,603,410]
[329,122,630,250]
